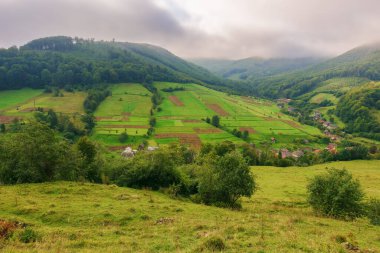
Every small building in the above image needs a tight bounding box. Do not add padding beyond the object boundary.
[326,143,337,154]
[291,150,304,159]
[121,147,135,158]
[280,149,292,159]
[147,146,159,152]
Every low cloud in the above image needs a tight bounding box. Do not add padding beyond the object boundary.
[0,0,379,59]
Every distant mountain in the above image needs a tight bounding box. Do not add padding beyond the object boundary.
[191,57,324,80]
[249,42,380,98]
[0,36,225,90]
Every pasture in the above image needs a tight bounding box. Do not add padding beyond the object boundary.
[0,160,379,252]
[0,88,43,111]
[0,89,85,123]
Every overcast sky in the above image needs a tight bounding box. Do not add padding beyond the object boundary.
[1,0,379,59]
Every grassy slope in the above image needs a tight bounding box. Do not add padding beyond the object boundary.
[1,90,86,116]
[0,89,43,111]
[0,160,379,252]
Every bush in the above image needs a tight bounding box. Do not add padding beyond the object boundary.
[118,132,128,143]
[114,149,186,191]
[198,152,256,207]
[19,228,39,243]
[307,168,364,219]
[366,198,380,225]
[200,236,226,252]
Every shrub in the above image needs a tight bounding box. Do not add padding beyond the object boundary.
[201,236,226,252]
[366,198,380,225]
[198,152,256,207]
[118,132,128,143]
[307,168,364,219]
[114,149,186,191]
[19,228,39,243]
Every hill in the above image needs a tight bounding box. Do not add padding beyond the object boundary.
[0,36,226,91]
[249,43,380,99]
[191,57,323,80]
[0,160,379,252]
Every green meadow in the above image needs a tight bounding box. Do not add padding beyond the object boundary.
[0,160,379,252]
[0,89,43,111]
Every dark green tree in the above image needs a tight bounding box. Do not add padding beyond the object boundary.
[211,115,220,127]
[307,168,364,219]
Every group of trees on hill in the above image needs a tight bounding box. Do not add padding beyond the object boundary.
[0,122,104,184]
[336,84,380,140]
[0,37,197,91]
[108,142,256,208]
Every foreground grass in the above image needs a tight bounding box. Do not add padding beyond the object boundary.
[0,160,379,252]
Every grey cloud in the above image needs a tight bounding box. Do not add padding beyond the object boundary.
[0,0,380,59]
[0,0,184,47]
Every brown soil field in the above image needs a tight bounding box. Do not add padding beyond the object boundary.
[168,96,184,106]
[206,104,229,116]
[194,127,223,134]
[101,125,148,129]
[239,127,256,134]
[155,133,201,148]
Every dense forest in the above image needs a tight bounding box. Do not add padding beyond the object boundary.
[0,37,189,90]
[336,83,380,140]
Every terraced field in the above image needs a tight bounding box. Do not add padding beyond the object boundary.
[91,83,152,149]
[0,83,323,149]
[153,82,322,148]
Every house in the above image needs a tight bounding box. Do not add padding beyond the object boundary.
[147,146,159,152]
[291,150,304,159]
[280,149,292,159]
[287,107,295,112]
[277,98,292,104]
[326,143,337,154]
[121,147,135,158]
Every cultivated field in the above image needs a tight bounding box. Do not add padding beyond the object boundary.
[0,160,379,252]
[153,82,322,149]
[91,83,152,149]
[0,83,324,149]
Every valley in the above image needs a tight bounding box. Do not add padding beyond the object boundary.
[0,36,379,253]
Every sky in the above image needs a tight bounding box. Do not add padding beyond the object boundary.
[0,0,380,59]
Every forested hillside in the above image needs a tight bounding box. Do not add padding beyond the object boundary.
[0,36,228,91]
[192,57,323,80]
[249,43,380,98]
[336,82,380,140]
